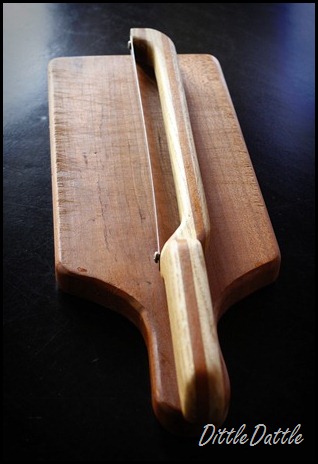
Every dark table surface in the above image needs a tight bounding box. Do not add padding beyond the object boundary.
[4,3,315,461]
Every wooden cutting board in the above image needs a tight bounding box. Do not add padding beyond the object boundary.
[49,49,280,434]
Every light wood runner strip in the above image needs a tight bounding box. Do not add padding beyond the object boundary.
[131,28,228,424]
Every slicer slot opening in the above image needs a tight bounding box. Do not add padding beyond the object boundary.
[135,63,180,248]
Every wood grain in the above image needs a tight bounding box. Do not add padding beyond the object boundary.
[48,51,280,434]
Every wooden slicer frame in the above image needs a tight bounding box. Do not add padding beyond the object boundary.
[48,28,280,435]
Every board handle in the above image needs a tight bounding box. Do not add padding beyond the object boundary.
[130,28,229,424]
